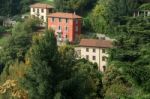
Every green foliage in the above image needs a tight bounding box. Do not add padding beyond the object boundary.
[139,3,150,10]
[22,30,58,99]
[0,26,6,34]
[0,18,38,83]
[0,18,38,65]
[54,0,98,15]
[21,39,103,99]
[103,66,133,99]
[109,16,150,98]
[90,0,138,35]
[0,0,37,16]
[57,59,103,99]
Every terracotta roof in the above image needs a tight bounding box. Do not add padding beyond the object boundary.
[30,3,54,9]
[79,39,113,48]
[47,12,82,19]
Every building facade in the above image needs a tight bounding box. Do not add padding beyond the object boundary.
[47,12,82,43]
[76,39,113,72]
[133,10,150,17]
[30,3,54,26]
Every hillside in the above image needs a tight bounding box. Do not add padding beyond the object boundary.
[0,0,150,99]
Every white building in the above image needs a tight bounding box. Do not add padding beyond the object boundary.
[3,18,16,27]
[133,10,150,17]
[76,39,113,72]
[30,3,54,26]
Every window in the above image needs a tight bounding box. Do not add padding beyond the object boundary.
[37,9,39,13]
[33,8,35,12]
[32,15,35,18]
[86,55,89,60]
[41,9,44,13]
[101,37,105,40]
[102,56,106,61]
[102,49,105,53]
[93,56,96,60]
[66,35,68,38]
[41,16,44,20]
[66,18,68,23]
[86,48,89,52]
[93,49,96,52]
[58,32,61,38]
[58,26,61,30]
[77,50,81,58]
[51,17,54,22]
[49,9,52,13]
[103,66,106,72]
[59,18,61,22]
[75,26,78,32]
[65,26,68,31]
[75,19,78,24]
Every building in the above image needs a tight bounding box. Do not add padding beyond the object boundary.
[133,10,150,17]
[30,3,54,26]
[96,34,115,41]
[133,3,150,17]
[3,18,16,27]
[76,39,113,72]
[47,12,82,43]
[21,13,30,19]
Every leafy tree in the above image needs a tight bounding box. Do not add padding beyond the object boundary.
[0,0,37,16]
[0,18,40,82]
[103,66,133,98]
[22,30,58,99]
[109,16,150,97]
[90,0,138,35]
[21,40,103,99]
[56,58,103,99]
[57,46,103,99]
[54,0,98,15]
[0,18,40,65]
[139,3,150,10]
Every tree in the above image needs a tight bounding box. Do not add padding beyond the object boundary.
[57,59,103,99]
[109,16,150,97]
[56,46,103,99]
[54,0,98,15]
[103,66,133,98]
[0,0,37,16]
[0,18,40,85]
[0,18,40,65]
[90,0,138,35]
[21,41,104,99]
[22,30,58,99]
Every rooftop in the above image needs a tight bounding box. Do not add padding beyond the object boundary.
[47,12,82,19]
[79,39,113,48]
[30,3,54,9]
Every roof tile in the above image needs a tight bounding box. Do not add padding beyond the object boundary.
[30,3,54,9]
[79,39,113,48]
[47,12,82,19]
